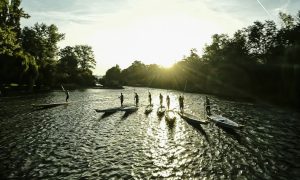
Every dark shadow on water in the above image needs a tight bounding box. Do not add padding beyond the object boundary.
[121,111,136,120]
[33,107,53,111]
[166,119,175,129]
[216,124,243,144]
[144,110,152,116]
[157,114,164,121]
[186,120,209,143]
[100,111,117,119]
[32,104,68,111]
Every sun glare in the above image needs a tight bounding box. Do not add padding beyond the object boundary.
[87,14,214,73]
[159,60,175,68]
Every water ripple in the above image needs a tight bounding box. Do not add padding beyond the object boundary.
[0,88,299,179]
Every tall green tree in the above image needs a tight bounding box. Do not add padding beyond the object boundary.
[0,0,38,90]
[0,0,30,40]
[74,45,96,71]
[57,45,96,86]
[21,23,64,86]
[21,23,64,65]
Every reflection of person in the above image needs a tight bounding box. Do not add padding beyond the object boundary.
[159,93,163,107]
[166,95,170,109]
[120,93,124,106]
[205,96,211,115]
[148,92,152,105]
[134,93,139,106]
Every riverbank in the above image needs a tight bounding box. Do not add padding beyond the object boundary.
[123,84,299,109]
[0,83,125,97]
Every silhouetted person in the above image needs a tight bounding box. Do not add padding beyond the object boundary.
[166,95,170,109]
[65,90,69,102]
[61,85,69,102]
[179,95,184,112]
[120,93,124,107]
[134,93,139,106]
[148,92,152,105]
[159,93,163,107]
[205,96,211,115]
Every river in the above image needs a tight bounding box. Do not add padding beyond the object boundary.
[0,87,299,179]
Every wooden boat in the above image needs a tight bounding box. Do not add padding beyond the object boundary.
[95,107,121,113]
[120,106,138,113]
[165,110,176,121]
[157,106,166,116]
[32,102,69,108]
[178,111,208,124]
[207,115,244,129]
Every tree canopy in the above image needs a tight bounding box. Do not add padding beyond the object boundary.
[0,0,97,92]
[102,11,300,107]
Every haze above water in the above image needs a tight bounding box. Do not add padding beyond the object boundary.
[0,87,299,179]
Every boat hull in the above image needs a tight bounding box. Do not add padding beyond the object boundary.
[207,115,243,129]
[178,112,208,124]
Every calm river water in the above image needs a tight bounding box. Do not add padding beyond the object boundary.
[0,87,299,179]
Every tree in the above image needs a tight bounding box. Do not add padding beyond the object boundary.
[102,65,122,87]
[0,1,37,90]
[57,45,96,86]
[74,45,96,71]
[0,0,30,40]
[21,23,64,86]
[21,23,64,65]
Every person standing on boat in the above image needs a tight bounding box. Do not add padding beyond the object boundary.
[65,90,69,102]
[166,95,170,109]
[205,96,211,115]
[61,85,69,102]
[134,93,139,106]
[148,92,152,105]
[159,93,163,107]
[120,93,124,107]
[179,95,184,112]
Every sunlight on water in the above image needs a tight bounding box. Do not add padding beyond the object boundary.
[0,87,299,179]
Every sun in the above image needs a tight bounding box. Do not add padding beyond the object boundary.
[159,60,175,68]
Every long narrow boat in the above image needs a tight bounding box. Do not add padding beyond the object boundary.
[165,110,176,121]
[207,115,244,129]
[95,107,121,113]
[32,102,69,108]
[120,106,138,113]
[157,106,166,116]
[178,111,208,124]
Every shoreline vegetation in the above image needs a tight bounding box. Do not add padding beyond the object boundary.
[0,1,299,108]
[99,11,300,108]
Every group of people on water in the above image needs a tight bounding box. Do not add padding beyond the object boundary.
[63,86,211,114]
[118,91,211,114]
[119,92,139,107]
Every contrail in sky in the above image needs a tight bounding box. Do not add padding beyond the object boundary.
[255,0,272,18]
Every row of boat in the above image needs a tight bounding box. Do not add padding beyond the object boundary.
[31,102,244,129]
[94,104,244,129]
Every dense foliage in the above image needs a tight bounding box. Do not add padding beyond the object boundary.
[0,0,96,92]
[102,11,300,107]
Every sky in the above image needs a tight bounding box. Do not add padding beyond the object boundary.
[20,0,300,75]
